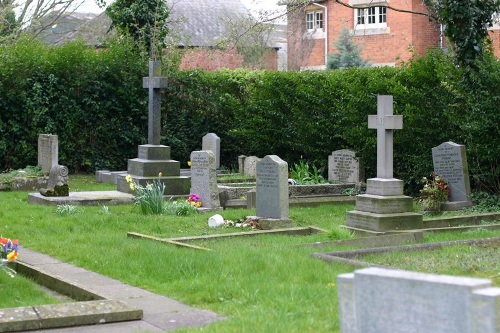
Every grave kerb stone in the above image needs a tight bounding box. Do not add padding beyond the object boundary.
[143,60,168,145]
[38,134,59,175]
[202,133,220,169]
[190,150,220,209]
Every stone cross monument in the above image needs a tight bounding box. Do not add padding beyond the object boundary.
[117,60,190,196]
[346,95,422,232]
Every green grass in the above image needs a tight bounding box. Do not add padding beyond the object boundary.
[0,174,499,332]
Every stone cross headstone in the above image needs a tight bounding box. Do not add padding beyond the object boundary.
[255,155,290,228]
[367,95,403,180]
[338,267,500,333]
[38,134,58,175]
[143,61,168,145]
[39,165,69,197]
[202,133,220,169]
[328,149,361,183]
[432,141,472,207]
[190,150,220,209]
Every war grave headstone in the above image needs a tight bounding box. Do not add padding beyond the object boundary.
[432,141,473,210]
[338,267,500,333]
[254,155,292,229]
[38,134,58,175]
[328,149,362,184]
[39,165,69,197]
[190,151,221,210]
[346,95,423,233]
[202,133,220,169]
[116,61,190,196]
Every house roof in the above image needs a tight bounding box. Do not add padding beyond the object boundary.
[168,0,252,47]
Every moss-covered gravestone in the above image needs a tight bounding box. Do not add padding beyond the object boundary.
[39,165,69,197]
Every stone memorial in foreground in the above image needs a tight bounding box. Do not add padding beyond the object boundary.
[39,165,69,197]
[432,141,472,210]
[190,150,221,210]
[328,149,362,184]
[338,267,500,333]
[116,61,189,196]
[255,155,291,229]
[38,134,58,175]
[202,133,220,169]
[346,95,423,232]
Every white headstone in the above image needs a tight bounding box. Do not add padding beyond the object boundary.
[338,267,499,333]
[202,133,220,169]
[38,134,58,175]
[328,149,361,183]
[256,155,288,219]
[190,150,220,209]
[432,141,471,203]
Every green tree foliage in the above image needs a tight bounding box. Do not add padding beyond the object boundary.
[327,26,369,69]
[0,0,18,38]
[424,0,500,70]
[106,0,169,58]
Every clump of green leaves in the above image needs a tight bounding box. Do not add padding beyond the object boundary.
[0,166,44,183]
[55,205,79,216]
[164,200,198,216]
[326,225,355,240]
[289,160,328,185]
[128,177,166,215]
[466,191,500,213]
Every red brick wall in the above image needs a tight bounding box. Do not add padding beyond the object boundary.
[489,28,500,58]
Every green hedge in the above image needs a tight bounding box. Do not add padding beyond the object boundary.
[0,38,498,194]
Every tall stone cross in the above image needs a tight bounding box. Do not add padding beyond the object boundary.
[367,95,403,179]
[143,61,168,145]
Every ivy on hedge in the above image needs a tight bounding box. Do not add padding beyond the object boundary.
[0,38,498,194]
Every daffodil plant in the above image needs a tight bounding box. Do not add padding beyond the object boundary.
[126,173,166,214]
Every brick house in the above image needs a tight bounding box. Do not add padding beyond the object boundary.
[286,0,500,70]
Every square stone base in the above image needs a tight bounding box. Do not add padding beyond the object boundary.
[441,200,473,211]
[366,178,404,196]
[117,175,190,196]
[127,159,180,178]
[346,210,423,231]
[355,194,413,214]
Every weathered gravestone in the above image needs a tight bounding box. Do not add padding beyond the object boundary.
[328,149,362,184]
[116,61,190,196]
[255,155,291,229]
[202,133,220,169]
[39,165,69,197]
[338,267,500,333]
[238,155,261,177]
[432,141,472,210]
[346,95,423,232]
[190,151,221,210]
[38,134,58,175]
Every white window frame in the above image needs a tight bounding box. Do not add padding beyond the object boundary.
[306,10,324,31]
[355,6,387,30]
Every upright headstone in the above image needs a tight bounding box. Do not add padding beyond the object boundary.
[38,134,58,175]
[190,150,221,210]
[116,61,190,195]
[346,96,423,232]
[338,267,500,333]
[432,141,472,210]
[255,155,291,229]
[328,149,361,184]
[202,133,220,169]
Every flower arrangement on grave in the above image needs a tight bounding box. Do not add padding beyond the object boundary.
[125,173,166,214]
[187,193,202,207]
[419,172,450,212]
[1,237,19,277]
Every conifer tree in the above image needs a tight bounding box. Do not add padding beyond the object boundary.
[327,26,369,69]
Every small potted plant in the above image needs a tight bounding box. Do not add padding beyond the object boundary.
[419,172,450,213]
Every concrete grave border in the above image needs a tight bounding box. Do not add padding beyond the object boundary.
[0,261,142,333]
[128,226,327,251]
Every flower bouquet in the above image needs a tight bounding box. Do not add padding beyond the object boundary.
[187,193,202,208]
[1,237,19,278]
[419,173,450,212]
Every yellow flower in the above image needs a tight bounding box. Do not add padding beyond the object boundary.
[125,175,132,183]
[7,251,18,261]
[158,172,163,177]
[195,202,202,208]
[187,161,191,167]
[129,182,136,190]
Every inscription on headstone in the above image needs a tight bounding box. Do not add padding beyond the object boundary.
[432,142,471,202]
[38,134,58,175]
[328,149,360,183]
[202,133,220,169]
[190,151,220,209]
[256,155,288,219]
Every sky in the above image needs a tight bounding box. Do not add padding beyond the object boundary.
[77,0,282,15]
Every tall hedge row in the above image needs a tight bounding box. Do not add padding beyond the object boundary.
[0,37,498,194]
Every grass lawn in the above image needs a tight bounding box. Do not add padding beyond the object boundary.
[0,174,499,332]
